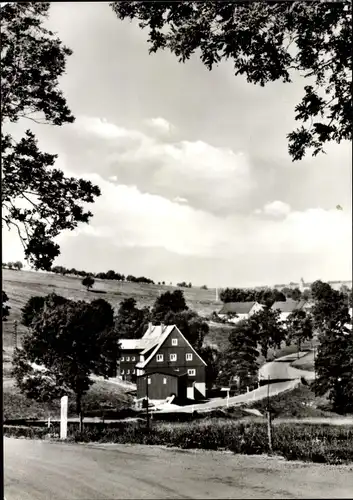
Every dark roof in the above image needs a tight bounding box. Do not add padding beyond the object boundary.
[271,299,307,313]
[219,302,256,314]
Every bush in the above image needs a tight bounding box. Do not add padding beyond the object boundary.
[4,425,52,440]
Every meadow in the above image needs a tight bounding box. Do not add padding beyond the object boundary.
[2,269,220,347]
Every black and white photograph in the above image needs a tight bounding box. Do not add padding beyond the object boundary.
[1,1,352,499]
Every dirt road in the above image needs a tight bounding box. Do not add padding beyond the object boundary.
[4,438,353,499]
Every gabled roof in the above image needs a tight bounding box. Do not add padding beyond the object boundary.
[271,299,307,313]
[136,324,207,369]
[120,339,144,351]
[218,301,257,315]
[120,325,174,353]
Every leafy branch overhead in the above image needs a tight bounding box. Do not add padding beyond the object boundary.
[1,2,100,270]
[111,1,352,160]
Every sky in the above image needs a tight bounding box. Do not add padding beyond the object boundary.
[3,2,352,288]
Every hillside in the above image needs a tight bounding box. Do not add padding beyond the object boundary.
[2,269,221,347]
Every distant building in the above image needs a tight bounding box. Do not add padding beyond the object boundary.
[271,299,310,322]
[119,323,207,401]
[217,301,264,323]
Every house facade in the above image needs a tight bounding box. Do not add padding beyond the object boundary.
[119,339,144,382]
[217,301,264,323]
[136,370,188,401]
[119,323,207,401]
[136,324,207,400]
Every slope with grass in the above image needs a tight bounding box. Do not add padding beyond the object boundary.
[2,269,220,347]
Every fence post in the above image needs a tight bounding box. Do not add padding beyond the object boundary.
[13,320,18,350]
[60,396,68,440]
[266,376,273,454]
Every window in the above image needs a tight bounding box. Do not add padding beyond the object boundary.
[156,354,164,362]
[169,354,177,361]
[126,356,130,362]
[186,353,193,361]
[121,357,125,362]
[172,338,178,346]
[163,377,167,385]
[127,369,130,374]
[131,356,135,362]
[132,369,135,374]
[148,377,151,385]
[121,369,125,375]
[188,369,196,376]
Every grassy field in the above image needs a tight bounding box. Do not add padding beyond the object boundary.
[2,269,220,347]
[3,378,133,420]
[291,351,315,371]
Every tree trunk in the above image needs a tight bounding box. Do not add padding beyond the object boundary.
[76,394,83,433]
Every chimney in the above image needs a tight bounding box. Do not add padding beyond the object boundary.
[148,322,152,333]
[161,322,165,333]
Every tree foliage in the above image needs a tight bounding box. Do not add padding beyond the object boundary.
[111,1,351,161]
[12,294,120,426]
[285,309,313,354]
[219,287,285,307]
[248,308,286,359]
[82,275,95,291]
[1,2,100,270]
[115,297,150,340]
[151,289,188,324]
[2,291,11,321]
[217,320,259,391]
[311,283,352,414]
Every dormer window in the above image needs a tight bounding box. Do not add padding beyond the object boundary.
[172,338,178,346]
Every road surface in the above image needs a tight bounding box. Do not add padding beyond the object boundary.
[259,352,315,382]
[156,352,314,413]
[4,438,353,499]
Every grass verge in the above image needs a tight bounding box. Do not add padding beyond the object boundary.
[4,419,353,465]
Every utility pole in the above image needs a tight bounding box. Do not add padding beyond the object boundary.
[13,320,18,350]
[266,375,273,454]
[145,375,150,431]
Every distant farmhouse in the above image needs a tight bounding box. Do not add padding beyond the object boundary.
[119,324,207,402]
[271,299,311,322]
[217,301,264,323]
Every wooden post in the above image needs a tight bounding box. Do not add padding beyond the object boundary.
[60,396,68,440]
[267,376,273,454]
[13,320,18,350]
[146,375,150,431]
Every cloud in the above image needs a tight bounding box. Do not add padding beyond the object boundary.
[174,196,188,204]
[145,117,173,134]
[256,200,292,217]
[55,173,351,265]
[65,116,256,216]
[3,170,351,285]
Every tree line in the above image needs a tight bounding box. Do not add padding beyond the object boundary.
[51,266,154,284]
[3,261,23,271]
